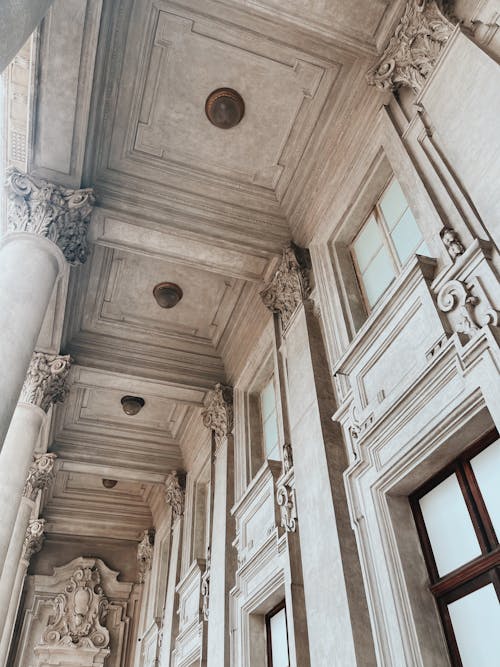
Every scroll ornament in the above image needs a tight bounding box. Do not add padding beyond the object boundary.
[23,452,57,501]
[23,518,46,562]
[19,352,71,412]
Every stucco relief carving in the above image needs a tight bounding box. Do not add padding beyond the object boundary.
[23,518,46,562]
[440,226,465,261]
[202,383,234,448]
[6,168,95,264]
[165,470,186,521]
[137,529,155,584]
[40,564,110,650]
[282,442,294,474]
[23,453,58,501]
[200,550,211,621]
[276,474,297,533]
[367,0,454,94]
[260,243,312,330]
[437,278,499,337]
[19,352,71,412]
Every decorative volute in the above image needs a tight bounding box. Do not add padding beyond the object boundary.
[19,352,71,412]
[366,0,455,94]
[6,168,95,264]
[165,471,186,521]
[260,242,312,330]
[23,452,57,501]
[201,383,234,449]
[23,518,46,562]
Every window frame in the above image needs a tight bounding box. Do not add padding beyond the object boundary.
[265,599,290,667]
[410,430,500,666]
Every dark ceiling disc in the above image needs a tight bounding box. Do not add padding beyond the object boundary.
[205,88,245,129]
[153,282,183,309]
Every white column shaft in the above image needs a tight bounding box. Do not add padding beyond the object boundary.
[0,234,62,448]
[0,403,45,577]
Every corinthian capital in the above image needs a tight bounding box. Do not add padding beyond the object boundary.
[6,168,95,264]
[23,453,57,501]
[260,243,311,330]
[165,470,186,521]
[367,1,454,95]
[19,352,71,412]
[202,383,234,447]
[23,518,46,562]
[137,529,155,584]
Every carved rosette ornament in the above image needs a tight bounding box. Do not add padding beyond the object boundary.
[41,564,110,649]
[202,383,234,449]
[23,452,57,501]
[165,470,186,521]
[19,352,71,412]
[260,243,312,330]
[137,529,155,584]
[367,0,454,94]
[23,518,46,561]
[6,168,95,264]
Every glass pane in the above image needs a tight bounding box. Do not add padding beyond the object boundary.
[361,245,396,307]
[267,442,281,462]
[471,439,500,539]
[390,208,424,265]
[416,239,432,257]
[261,380,276,420]
[270,607,289,667]
[448,583,500,667]
[263,412,279,459]
[379,179,408,229]
[352,215,383,272]
[419,473,481,576]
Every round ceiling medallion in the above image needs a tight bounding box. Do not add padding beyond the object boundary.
[121,395,145,416]
[153,282,183,309]
[205,88,244,129]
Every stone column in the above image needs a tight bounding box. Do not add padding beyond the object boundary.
[261,244,376,667]
[201,384,236,667]
[0,168,93,448]
[0,0,56,73]
[0,352,70,577]
[0,517,46,666]
[158,471,185,667]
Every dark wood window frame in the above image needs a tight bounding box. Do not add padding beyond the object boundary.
[410,430,500,666]
[265,600,290,667]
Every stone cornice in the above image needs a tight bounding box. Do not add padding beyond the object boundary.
[6,168,95,264]
[202,383,234,448]
[23,453,58,501]
[260,243,311,330]
[367,0,454,94]
[23,518,46,562]
[164,470,186,521]
[19,352,71,412]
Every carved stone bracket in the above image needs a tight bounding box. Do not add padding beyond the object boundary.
[23,518,46,562]
[367,0,454,94]
[19,352,71,412]
[200,550,211,621]
[165,471,186,521]
[260,243,311,330]
[23,452,57,501]
[137,529,155,584]
[40,563,110,650]
[437,278,499,338]
[276,469,297,533]
[6,168,95,264]
[202,383,234,449]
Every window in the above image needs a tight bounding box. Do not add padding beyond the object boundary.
[410,432,500,667]
[261,377,280,461]
[351,177,431,309]
[266,601,289,667]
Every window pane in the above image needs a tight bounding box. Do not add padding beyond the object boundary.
[379,179,408,229]
[261,380,276,420]
[448,584,500,667]
[263,413,279,459]
[269,607,289,667]
[352,215,383,272]
[419,473,481,576]
[416,239,432,257]
[361,245,396,306]
[471,439,500,539]
[390,208,424,265]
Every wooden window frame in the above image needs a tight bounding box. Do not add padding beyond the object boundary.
[410,430,500,666]
[265,600,290,667]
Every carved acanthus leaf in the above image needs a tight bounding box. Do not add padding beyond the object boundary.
[19,352,71,412]
[23,518,46,561]
[260,243,311,330]
[165,471,186,521]
[202,383,234,448]
[367,0,454,94]
[6,168,95,264]
[23,453,57,501]
[137,529,155,584]
[41,564,110,649]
